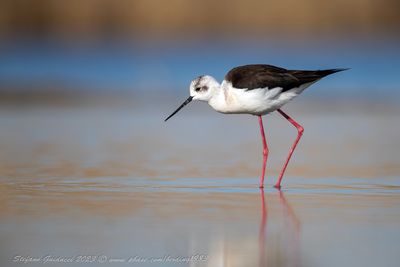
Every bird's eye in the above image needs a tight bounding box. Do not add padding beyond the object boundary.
[195,87,201,92]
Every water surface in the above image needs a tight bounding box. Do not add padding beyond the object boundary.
[1,101,400,267]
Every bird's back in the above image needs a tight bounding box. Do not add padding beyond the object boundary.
[225,64,347,91]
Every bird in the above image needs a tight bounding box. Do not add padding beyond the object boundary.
[165,64,347,188]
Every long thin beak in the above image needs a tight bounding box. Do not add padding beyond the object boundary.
[164,96,193,121]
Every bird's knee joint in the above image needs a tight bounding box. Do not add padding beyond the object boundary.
[298,126,304,134]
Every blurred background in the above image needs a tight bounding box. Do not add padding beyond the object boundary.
[0,0,399,105]
[1,2,400,267]
[1,0,399,180]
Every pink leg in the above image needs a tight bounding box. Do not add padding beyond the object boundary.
[258,116,268,188]
[275,109,304,188]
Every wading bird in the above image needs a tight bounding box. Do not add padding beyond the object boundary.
[165,64,346,188]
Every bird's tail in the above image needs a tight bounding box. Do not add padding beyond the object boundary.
[316,68,349,77]
[289,68,348,84]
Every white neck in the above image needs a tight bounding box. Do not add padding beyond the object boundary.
[208,81,231,113]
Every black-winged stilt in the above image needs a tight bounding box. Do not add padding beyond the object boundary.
[165,64,347,188]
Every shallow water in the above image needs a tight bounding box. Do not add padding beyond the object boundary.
[1,100,400,267]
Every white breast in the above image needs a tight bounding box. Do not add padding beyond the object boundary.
[208,80,313,115]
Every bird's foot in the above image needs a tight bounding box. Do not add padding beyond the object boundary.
[273,184,282,190]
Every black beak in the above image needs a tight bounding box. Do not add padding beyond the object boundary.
[164,96,193,121]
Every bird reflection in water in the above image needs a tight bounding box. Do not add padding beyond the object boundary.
[259,189,300,267]
[200,189,300,267]
[259,188,268,267]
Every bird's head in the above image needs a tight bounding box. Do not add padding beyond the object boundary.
[164,75,219,121]
[189,75,219,102]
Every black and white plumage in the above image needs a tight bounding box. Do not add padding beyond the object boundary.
[165,64,347,120]
[165,64,347,188]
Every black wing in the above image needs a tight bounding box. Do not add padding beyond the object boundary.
[225,64,347,92]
